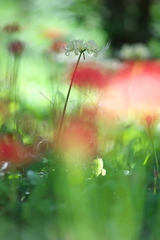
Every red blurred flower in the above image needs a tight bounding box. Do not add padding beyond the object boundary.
[0,133,23,163]
[50,40,66,53]
[0,133,49,165]
[3,23,20,33]
[145,115,153,127]
[81,106,98,123]
[69,63,108,89]
[56,117,98,160]
[8,40,25,56]
[99,60,160,118]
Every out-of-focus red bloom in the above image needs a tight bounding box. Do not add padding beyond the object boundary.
[99,60,160,119]
[69,63,109,89]
[0,133,49,165]
[8,40,25,56]
[56,117,98,161]
[0,133,23,163]
[50,40,66,53]
[81,106,98,123]
[143,114,158,127]
[3,23,20,33]
[146,115,153,127]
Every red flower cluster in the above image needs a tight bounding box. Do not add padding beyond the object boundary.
[50,40,66,53]
[56,117,98,160]
[70,63,108,89]
[145,115,153,127]
[8,40,25,56]
[0,133,23,163]
[99,60,160,118]
[0,133,49,165]
[111,61,160,81]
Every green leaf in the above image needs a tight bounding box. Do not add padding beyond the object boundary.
[143,154,150,165]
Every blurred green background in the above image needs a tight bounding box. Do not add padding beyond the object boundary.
[0,0,160,116]
[0,0,160,111]
[1,0,160,51]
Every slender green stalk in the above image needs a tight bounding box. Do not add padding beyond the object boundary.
[55,52,83,149]
[147,124,159,194]
[147,124,159,171]
[5,33,12,82]
[10,56,20,130]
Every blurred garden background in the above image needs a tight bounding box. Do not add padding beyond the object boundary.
[1,0,160,107]
[0,0,160,240]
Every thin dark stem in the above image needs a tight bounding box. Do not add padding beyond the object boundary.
[55,52,82,149]
[10,56,20,100]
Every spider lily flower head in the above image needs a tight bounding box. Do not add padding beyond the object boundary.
[3,23,20,33]
[8,40,25,56]
[65,39,110,57]
[144,114,158,127]
[50,40,66,53]
[146,115,153,127]
[119,43,151,60]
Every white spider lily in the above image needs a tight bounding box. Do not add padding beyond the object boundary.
[65,39,110,57]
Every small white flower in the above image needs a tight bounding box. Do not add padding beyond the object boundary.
[124,170,131,175]
[119,43,151,60]
[65,39,110,57]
